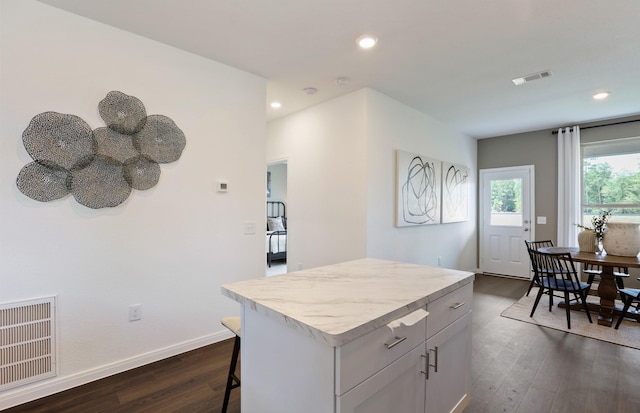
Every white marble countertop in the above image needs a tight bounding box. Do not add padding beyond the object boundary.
[221,258,474,346]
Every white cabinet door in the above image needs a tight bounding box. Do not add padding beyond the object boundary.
[425,312,471,413]
[337,344,426,413]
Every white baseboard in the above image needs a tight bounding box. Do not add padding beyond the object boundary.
[0,330,233,410]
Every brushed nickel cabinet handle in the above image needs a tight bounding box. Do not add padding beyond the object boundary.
[421,353,429,380]
[384,336,407,349]
[450,302,465,310]
[430,346,439,372]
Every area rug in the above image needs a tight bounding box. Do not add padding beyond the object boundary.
[500,290,640,350]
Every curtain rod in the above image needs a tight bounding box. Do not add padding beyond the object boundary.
[551,118,640,135]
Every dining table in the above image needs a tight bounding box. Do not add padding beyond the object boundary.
[538,246,640,327]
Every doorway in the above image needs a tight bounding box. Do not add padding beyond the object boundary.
[266,161,288,276]
[479,166,534,278]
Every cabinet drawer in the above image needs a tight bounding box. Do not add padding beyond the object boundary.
[335,308,427,395]
[426,283,472,338]
[336,344,426,413]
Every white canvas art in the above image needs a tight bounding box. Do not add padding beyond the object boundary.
[396,150,441,226]
[441,162,470,223]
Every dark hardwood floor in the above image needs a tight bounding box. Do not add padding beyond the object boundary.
[4,274,639,412]
[4,339,240,413]
[468,274,640,413]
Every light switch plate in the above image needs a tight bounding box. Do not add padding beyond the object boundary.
[244,221,257,235]
[537,216,547,224]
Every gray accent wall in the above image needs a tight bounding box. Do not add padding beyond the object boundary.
[478,114,640,244]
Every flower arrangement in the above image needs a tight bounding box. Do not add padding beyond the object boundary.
[577,209,612,240]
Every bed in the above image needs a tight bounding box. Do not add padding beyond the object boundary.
[266,201,287,267]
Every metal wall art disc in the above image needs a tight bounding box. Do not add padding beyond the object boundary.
[94,127,139,163]
[70,156,132,209]
[133,115,186,163]
[16,91,186,209]
[98,91,147,135]
[16,161,70,202]
[22,112,96,170]
[124,156,161,190]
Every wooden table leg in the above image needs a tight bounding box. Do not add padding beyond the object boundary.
[597,266,616,326]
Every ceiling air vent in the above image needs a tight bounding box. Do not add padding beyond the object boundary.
[512,70,552,86]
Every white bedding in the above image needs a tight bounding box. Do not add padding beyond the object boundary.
[266,231,287,253]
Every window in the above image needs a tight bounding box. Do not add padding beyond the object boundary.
[490,178,522,226]
[582,137,640,225]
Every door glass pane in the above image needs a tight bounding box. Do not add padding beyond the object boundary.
[490,178,522,226]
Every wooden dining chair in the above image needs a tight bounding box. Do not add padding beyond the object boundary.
[582,263,629,289]
[524,240,555,296]
[529,249,593,329]
[614,284,640,329]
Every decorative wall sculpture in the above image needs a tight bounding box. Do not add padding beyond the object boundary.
[17,91,186,209]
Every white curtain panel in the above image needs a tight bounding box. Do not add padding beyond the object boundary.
[557,126,581,247]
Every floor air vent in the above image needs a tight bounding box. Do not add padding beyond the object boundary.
[0,297,56,391]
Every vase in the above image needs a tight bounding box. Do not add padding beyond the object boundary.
[601,222,640,257]
[577,230,596,252]
[595,237,604,255]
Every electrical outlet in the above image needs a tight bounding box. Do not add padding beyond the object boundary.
[129,304,142,322]
[216,180,229,193]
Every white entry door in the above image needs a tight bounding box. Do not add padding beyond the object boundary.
[479,166,534,278]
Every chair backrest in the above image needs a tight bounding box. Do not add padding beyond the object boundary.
[525,240,554,250]
[524,240,554,273]
[533,250,582,289]
[582,264,628,272]
[583,262,598,271]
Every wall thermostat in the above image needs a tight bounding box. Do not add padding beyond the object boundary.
[216,180,229,193]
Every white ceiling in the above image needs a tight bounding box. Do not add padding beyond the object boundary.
[38,0,640,138]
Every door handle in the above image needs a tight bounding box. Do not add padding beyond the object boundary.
[524,228,529,232]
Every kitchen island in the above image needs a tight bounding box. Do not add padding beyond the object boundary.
[222,258,474,413]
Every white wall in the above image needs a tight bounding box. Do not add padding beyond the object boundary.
[365,90,477,271]
[266,89,477,272]
[0,1,266,408]
[266,91,368,270]
[267,163,287,203]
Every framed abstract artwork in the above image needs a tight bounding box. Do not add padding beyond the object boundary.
[441,162,470,223]
[266,171,272,198]
[396,150,441,226]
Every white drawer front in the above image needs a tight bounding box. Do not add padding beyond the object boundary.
[335,309,427,395]
[426,283,473,339]
[336,344,426,413]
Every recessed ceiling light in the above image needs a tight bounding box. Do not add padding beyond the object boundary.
[335,77,350,86]
[270,101,282,109]
[303,87,318,95]
[593,91,610,100]
[356,35,378,49]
